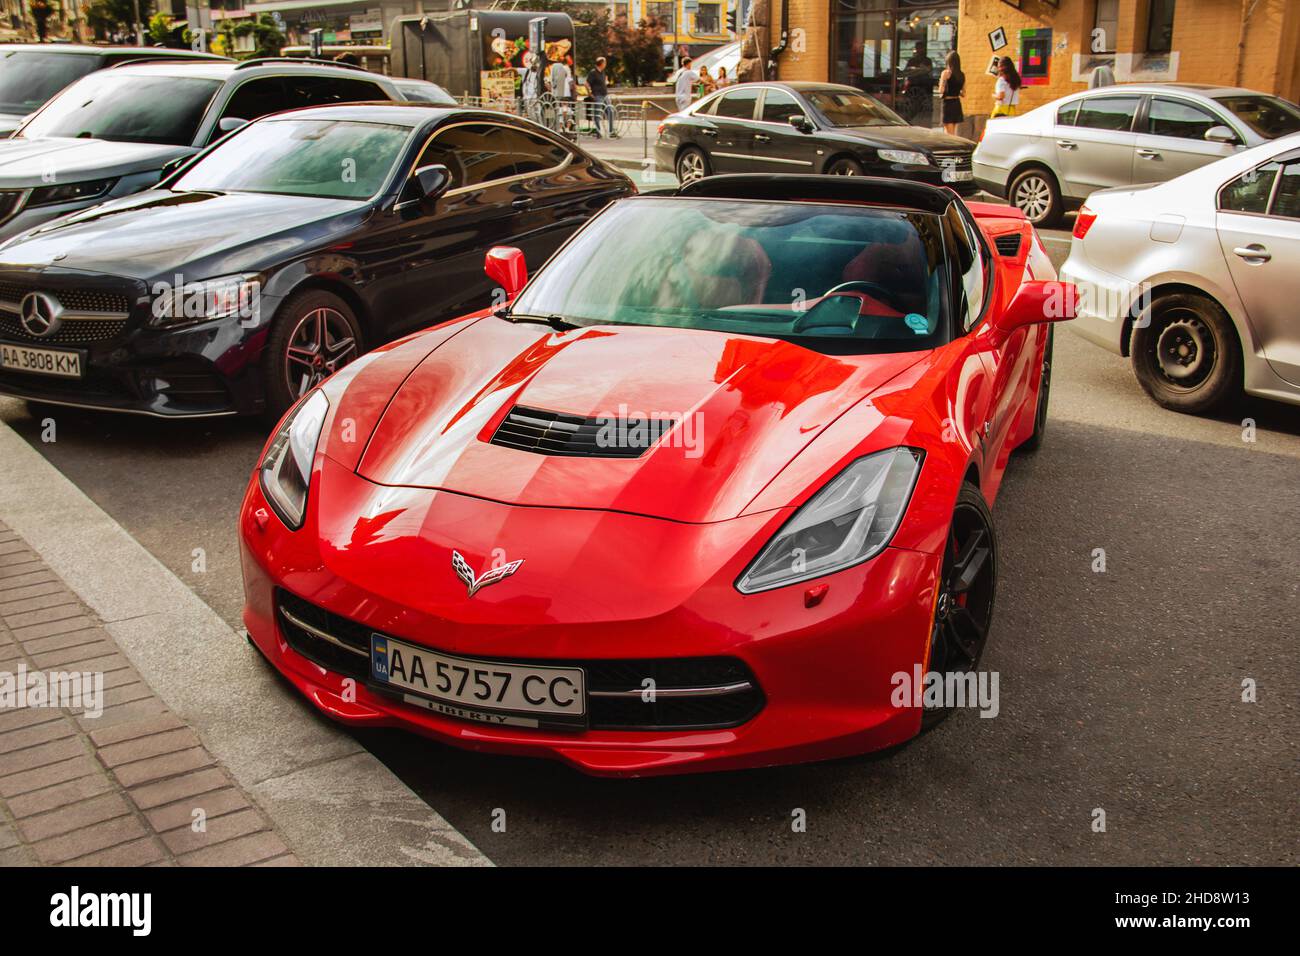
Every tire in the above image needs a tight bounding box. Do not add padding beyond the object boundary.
[826,156,866,176]
[675,146,710,184]
[922,482,997,729]
[1018,325,1054,453]
[1130,293,1241,415]
[1008,166,1063,228]
[262,289,363,420]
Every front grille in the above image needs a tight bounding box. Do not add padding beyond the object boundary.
[932,150,973,173]
[0,313,127,345]
[993,233,1023,257]
[490,405,675,459]
[275,589,765,731]
[0,282,131,315]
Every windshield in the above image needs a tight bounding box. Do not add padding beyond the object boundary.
[1213,95,1300,139]
[805,89,906,128]
[20,73,221,145]
[510,197,949,354]
[172,118,410,200]
[0,51,99,115]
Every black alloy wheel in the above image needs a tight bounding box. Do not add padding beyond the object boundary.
[923,483,997,727]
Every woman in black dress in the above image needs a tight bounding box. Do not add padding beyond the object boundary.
[939,51,965,135]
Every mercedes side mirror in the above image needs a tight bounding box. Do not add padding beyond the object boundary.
[217,116,249,134]
[396,163,451,213]
[788,114,814,134]
[485,246,527,298]
[994,280,1077,338]
[1204,125,1238,145]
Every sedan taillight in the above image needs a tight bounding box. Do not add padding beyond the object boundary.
[1073,206,1098,239]
[657,122,665,137]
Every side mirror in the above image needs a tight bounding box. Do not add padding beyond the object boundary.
[217,116,249,134]
[994,280,1077,337]
[787,114,814,134]
[1204,125,1238,145]
[396,163,451,212]
[485,246,527,298]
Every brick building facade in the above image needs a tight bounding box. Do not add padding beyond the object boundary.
[771,1,1299,126]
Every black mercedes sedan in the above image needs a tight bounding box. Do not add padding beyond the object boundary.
[0,103,633,419]
[655,82,977,194]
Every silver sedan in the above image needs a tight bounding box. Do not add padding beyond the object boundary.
[974,84,1300,226]
[1062,133,1300,413]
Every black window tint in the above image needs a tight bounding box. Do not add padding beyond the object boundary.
[284,75,387,107]
[499,127,571,175]
[1074,96,1140,131]
[1270,161,1300,219]
[761,88,804,124]
[1219,162,1279,213]
[715,88,759,120]
[417,124,569,189]
[1056,101,1081,126]
[1147,98,1224,140]
[220,77,289,123]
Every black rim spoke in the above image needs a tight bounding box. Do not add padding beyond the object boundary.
[950,528,989,594]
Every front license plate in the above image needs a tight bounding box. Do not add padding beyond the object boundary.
[370,634,585,720]
[944,169,974,182]
[0,343,82,378]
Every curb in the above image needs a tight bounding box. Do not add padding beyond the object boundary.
[0,418,490,867]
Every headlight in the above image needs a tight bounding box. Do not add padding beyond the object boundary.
[736,447,923,593]
[259,390,329,530]
[877,149,930,166]
[26,177,117,207]
[151,274,261,328]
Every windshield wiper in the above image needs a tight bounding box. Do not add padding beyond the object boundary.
[494,308,581,331]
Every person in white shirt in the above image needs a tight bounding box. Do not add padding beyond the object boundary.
[675,56,700,112]
[991,56,1022,117]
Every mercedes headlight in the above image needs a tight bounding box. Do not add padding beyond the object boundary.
[27,177,117,207]
[259,390,329,530]
[736,447,923,593]
[151,274,261,328]
[877,149,930,166]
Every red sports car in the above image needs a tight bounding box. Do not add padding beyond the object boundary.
[239,175,1076,776]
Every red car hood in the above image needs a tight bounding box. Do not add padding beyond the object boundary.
[355,317,925,523]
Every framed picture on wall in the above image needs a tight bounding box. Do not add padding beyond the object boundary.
[989,27,1008,52]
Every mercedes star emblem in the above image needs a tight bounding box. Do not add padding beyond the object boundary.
[19,292,63,338]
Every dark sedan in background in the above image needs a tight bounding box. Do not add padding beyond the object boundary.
[656,82,977,193]
[0,104,633,419]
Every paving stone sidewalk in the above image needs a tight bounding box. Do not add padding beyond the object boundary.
[0,519,298,867]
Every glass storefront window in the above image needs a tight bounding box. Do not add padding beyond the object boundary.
[832,1,958,128]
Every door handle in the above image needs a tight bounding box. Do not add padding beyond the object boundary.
[754,133,771,143]
[1233,244,1271,262]
[511,196,534,208]
[1137,148,1161,159]
[702,128,718,137]
[1056,139,1077,149]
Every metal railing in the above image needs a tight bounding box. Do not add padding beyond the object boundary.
[455,93,640,141]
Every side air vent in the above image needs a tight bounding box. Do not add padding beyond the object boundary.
[489,405,675,459]
[994,232,1023,257]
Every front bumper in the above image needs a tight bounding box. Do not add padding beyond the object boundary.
[0,272,278,417]
[240,454,942,777]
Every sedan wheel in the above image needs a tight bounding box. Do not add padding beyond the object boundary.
[923,483,997,727]
[676,147,709,184]
[263,289,363,420]
[827,158,865,176]
[1130,293,1241,415]
[284,308,359,398]
[1008,168,1062,227]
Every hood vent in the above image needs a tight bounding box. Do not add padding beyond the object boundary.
[993,232,1023,257]
[490,405,675,459]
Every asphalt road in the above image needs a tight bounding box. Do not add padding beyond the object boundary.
[2,235,1296,865]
